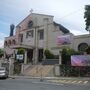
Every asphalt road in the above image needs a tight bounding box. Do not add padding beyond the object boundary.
[0,78,90,90]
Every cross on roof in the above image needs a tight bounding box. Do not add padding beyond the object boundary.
[30,9,33,13]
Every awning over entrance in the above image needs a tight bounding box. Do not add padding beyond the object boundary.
[10,44,35,49]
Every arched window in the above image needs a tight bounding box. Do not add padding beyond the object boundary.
[12,39,16,45]
[78,43,88,52]
[8,40,11,45]
[4,41,7,46]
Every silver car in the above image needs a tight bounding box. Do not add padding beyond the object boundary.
[0,67,8,79]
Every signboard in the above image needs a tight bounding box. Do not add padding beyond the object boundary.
[16,54,24,60]
[71,55,90,66]
[57,35,73,45]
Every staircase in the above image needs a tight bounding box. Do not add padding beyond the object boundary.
[23,65,54,77]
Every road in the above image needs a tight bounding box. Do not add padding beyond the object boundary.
[0,78,90,90]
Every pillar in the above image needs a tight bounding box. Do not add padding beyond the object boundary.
[9,57,14,75]
[24,50,27,64]
[59,51,62,65]
[33,48,38,64]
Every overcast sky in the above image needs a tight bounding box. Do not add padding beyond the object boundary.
[0,0,90,48]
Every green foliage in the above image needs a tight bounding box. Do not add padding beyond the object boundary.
[61,48,81,65]
[14,60,21,74]
[17,48,24,54]
[0,48,4,58]
[86,46,90,54]
[84,5,90,31]
[44,49,55,59]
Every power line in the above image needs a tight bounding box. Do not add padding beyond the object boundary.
[59,7,84,19]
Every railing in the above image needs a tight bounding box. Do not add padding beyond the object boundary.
[60,65,90,77]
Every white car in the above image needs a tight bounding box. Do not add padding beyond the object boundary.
[0,67,8,79]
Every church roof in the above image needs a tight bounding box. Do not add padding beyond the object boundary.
[53,22,70,34]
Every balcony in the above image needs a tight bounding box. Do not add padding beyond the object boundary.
[4,36,17,47]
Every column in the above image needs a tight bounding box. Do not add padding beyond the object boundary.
[9,57,14,75]
[33,48,38,64]
[59,51,62,65]
[24,50,27,64]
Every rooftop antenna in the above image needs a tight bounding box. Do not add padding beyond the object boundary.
[30,9,33,14]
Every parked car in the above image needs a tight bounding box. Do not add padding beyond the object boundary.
[0,67,8,79]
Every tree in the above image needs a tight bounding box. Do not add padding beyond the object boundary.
[84,5,90,33]
[61,48,81,65]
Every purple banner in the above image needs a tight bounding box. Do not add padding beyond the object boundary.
[57,35,72,45]
[71,55,90,66]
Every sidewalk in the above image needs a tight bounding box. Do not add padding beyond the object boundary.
[9,75,90,81]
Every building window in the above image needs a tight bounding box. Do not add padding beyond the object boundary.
[28,21,33,28]
[78,43,88,52]
[19,34,23,43]
[12,40,16,45]
[26,30,33,38]
[38,29,44,40]
[8,40,11,45]
[4,41,8,46]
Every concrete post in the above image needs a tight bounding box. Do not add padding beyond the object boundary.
[24,50,27,64]
[9,57,14,75]
[21,64,24,75]
[33,48,38,64]
[59,51,62,65]
[54,64,60,76]
[59,51,62,76]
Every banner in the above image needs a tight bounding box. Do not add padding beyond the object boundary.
[16,54,24,60]
[57,35,73,45]
[71,55,90,66]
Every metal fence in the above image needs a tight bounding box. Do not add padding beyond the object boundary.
[60,65,90,77]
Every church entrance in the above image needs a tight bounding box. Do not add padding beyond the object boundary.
[38,49,43,63]
[27,49,33,63]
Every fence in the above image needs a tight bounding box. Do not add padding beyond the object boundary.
[60,65,90,77]
[42,59,59,65]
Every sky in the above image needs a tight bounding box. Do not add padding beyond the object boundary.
[0,0,90,48]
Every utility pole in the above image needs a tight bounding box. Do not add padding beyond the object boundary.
[88,26,90,34]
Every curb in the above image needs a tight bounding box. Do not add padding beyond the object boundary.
[8,76,90,80]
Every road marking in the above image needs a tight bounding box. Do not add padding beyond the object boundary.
[61,80,66,83]
[65,80,71,83]
[71,81,77,83]
[47,80,89,85]
[77,81,82,84]
[83,81,88,84]
[32,81,64,86]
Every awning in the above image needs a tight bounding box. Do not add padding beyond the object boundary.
[10,44,35,49]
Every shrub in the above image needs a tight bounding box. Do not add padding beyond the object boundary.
[44,49,54,59]
[61,47,81,65]
[17,48,24,54]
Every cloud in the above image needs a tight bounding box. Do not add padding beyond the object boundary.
[0,32,7,48]
[0,40,4,48]
[70,29,88,35]
[0,0,90,36]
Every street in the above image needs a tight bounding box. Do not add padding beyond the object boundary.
[0,78,90,90]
